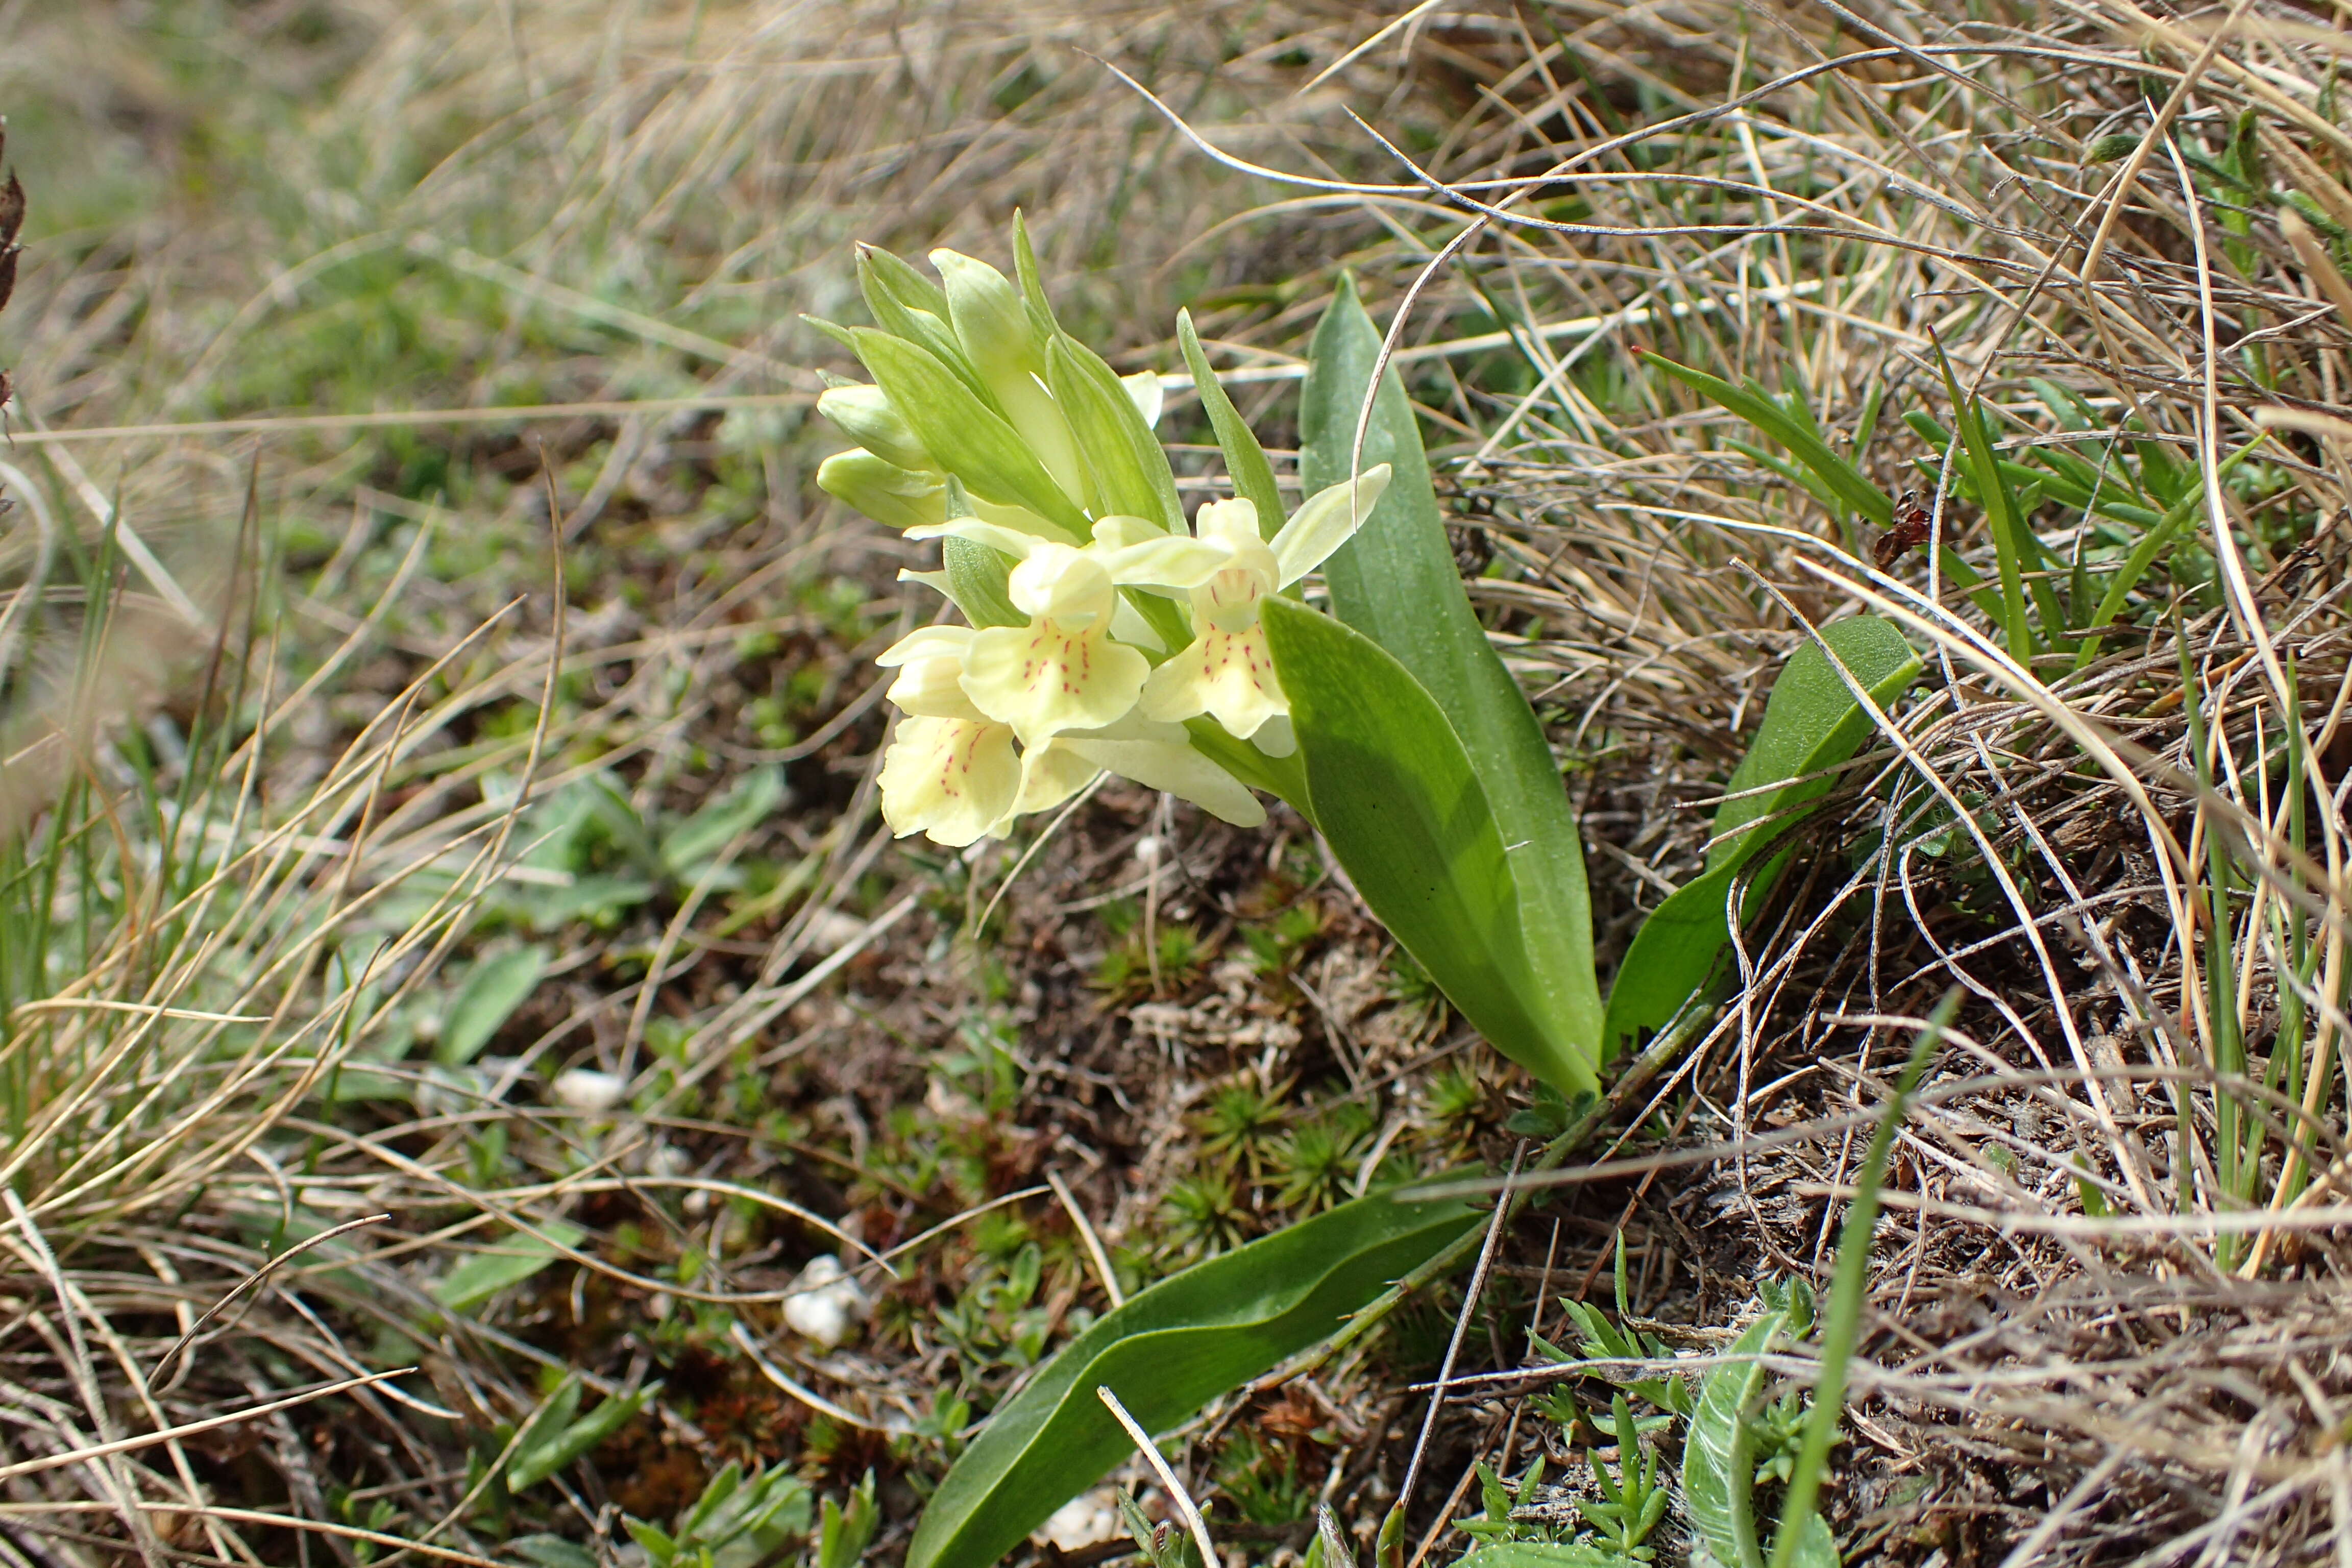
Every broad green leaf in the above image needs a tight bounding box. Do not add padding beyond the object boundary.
[661,767,786,873]
[1683,1310,1789,1568]
[1300,278,1601,1063]
[1644,353,1893,526]
[905,1190,1478,1568]
[1453,1546,1620,1568]
[838,328,1089,541]
[1176,309,1286,536]
[431,1219,585,1311]
[509,1376,659,1491]
[437,945,548,1066]
[1265,600,1594,1097]
[1602,618,1916,1056]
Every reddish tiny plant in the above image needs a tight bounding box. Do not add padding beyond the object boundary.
[1873,487,1932,568]
[0,127,21,412]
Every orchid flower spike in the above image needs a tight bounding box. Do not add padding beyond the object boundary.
[1138,466,1390,751]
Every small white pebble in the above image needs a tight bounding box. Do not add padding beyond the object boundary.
[804,908,870,951]
[551,1068,628,1113]
[782,1254,868,1349]
[1037,1490,1122,1552]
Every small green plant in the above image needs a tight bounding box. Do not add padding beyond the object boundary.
[622,1461,813,1568]
[1576,1394,1670,1560]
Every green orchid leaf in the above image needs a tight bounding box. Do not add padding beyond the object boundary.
[905,1190,1478,1568]
[1176,309,1286,537]
[852,249,981,401]
[1265,599,1594,1097]
[1300,277,1601,1065]
[1683,1309,1790,1568]
[1601,617,1915,1057]
[841,328,1089,541]
[1644,353,1893,525]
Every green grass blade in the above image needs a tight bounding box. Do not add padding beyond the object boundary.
[1602,619,1917,1055]
[903,1191,1478,1568]
[1929,347,2038,660]
[1300,277,1601,1063]
[1644,353,1893,525]
[2073,435,2270,670]
[1764,991,1955,1568]
[1265,599,1594,1096]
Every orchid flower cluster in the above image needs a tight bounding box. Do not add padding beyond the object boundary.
[813,230,1388,847]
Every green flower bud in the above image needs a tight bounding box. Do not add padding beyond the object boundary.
[817,449,946,533]
[816,384,935,474]
[932,249,1086,504]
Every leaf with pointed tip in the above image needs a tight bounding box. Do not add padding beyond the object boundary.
[844,328,1089,541]
[905,1191,1477,1568]
[1683,1310,1788,1568]
[1601,617,1915,1056]
[1177,310,1285,537]
[1300,278,1601,1066]
[1264,599,1594,1097]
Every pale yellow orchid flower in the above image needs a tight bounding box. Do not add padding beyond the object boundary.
[1137,467,1390,750]
[901,517,1225,745]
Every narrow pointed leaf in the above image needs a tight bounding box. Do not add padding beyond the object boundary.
[1644,353,1893,525]
[1301,278,1601,1063]
[1265,598,1594,1097]
[1602,618,1915,1056]
[905,1190,1478,1568]
[1177,309,1286,536]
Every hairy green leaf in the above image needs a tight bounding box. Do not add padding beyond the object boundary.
[1264,599,1594,1097]
[1452,1545,1620,1568]
[1683,1310,1789,1568]
[905,1191,1478,1568]
[1300,278,1600,1063]
[1602,618,1916,1056]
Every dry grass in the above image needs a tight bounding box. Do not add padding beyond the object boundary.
[3,1,2352,1565]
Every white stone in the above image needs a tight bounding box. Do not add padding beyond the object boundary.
[782,1254,868,1349]
[551,1068,629,1113]
[1037,1490,1122,1552]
